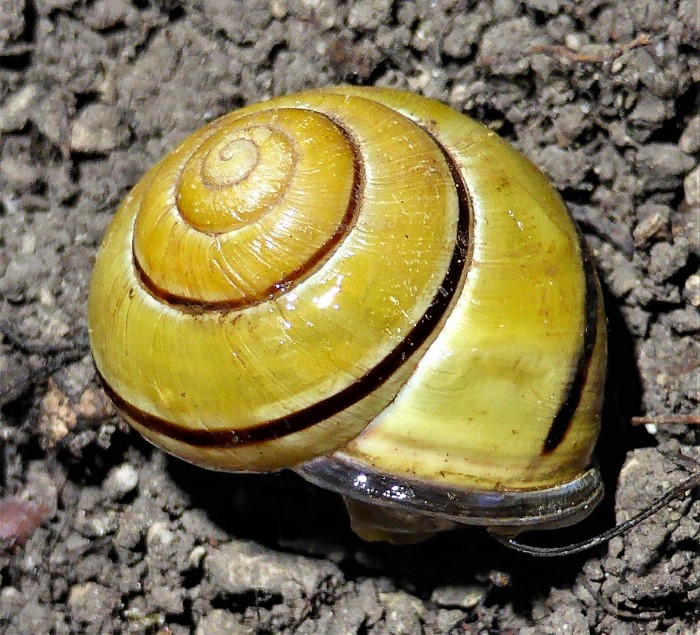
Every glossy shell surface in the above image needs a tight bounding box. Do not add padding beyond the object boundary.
[88,86,607,528]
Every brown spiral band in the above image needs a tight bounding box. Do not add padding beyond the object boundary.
[100,123,474,448]
[542,229,601,454]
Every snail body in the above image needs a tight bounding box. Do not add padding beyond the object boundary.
[88,87,607,542]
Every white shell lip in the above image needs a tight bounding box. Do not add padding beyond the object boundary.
[296,454,604,531]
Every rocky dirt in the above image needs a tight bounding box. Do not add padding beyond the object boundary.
[0,1,698,633]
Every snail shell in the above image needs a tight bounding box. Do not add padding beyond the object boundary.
[88,87,607,541]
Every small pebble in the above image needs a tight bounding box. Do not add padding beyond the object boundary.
[67,582,120,620]
[684,163,699,208]
[380,591,426,634]
[147,521,175,550]
[679,114,700,154]
[104,463,139,500]
[637,143,694,179]
[648,239,690,282]
[629,94,669,126]
[347,0,392,31]
[70,104,127,153]
[667,306,700,334]
[0,84,39,132]
[683,274,700,307]
[188,545,207,569]
[524,0,562,14]
[633,204,670,246]
[431,584,486,609]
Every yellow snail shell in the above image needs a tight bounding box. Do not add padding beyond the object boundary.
[88,86,607,542]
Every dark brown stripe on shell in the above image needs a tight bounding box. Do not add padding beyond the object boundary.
[101,121,473,449]
[133,112,363,313]
[542,229,600,454]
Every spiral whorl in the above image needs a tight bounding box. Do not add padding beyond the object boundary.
[133,109,363,307]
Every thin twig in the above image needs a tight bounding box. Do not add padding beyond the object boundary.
[529,33,652,63]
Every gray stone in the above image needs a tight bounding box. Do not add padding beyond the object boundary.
[648,239,690,282]
[633,203,671,246]
[70,104,127,153]
[147,585,185,615]
[621,305,649,337]
[607,257,640,298]
[536,145,590,188]
[520,601,589,635]
[103,463,139,500]
[0,156,41,190]
[679,114,700,154]
[431,584,486,609]
[83,0,134,31]
[0,84,40,132]
[443,14,476,58]
[629,94,670,126]
[684,163,699,208]
[666,306,700,334]
[377,591,425,635]
[524,0,562,14]
[636,143,695,188]
[9,602,58,635]
[67,582,120,621]
[146,521,175,552]
[683,273,700,307]
[553,104,588,142]
[205,540,342,599]
[348,0,392,31]
[478,17,537,76]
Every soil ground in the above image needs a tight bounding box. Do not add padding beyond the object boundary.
[0,1,698,634]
